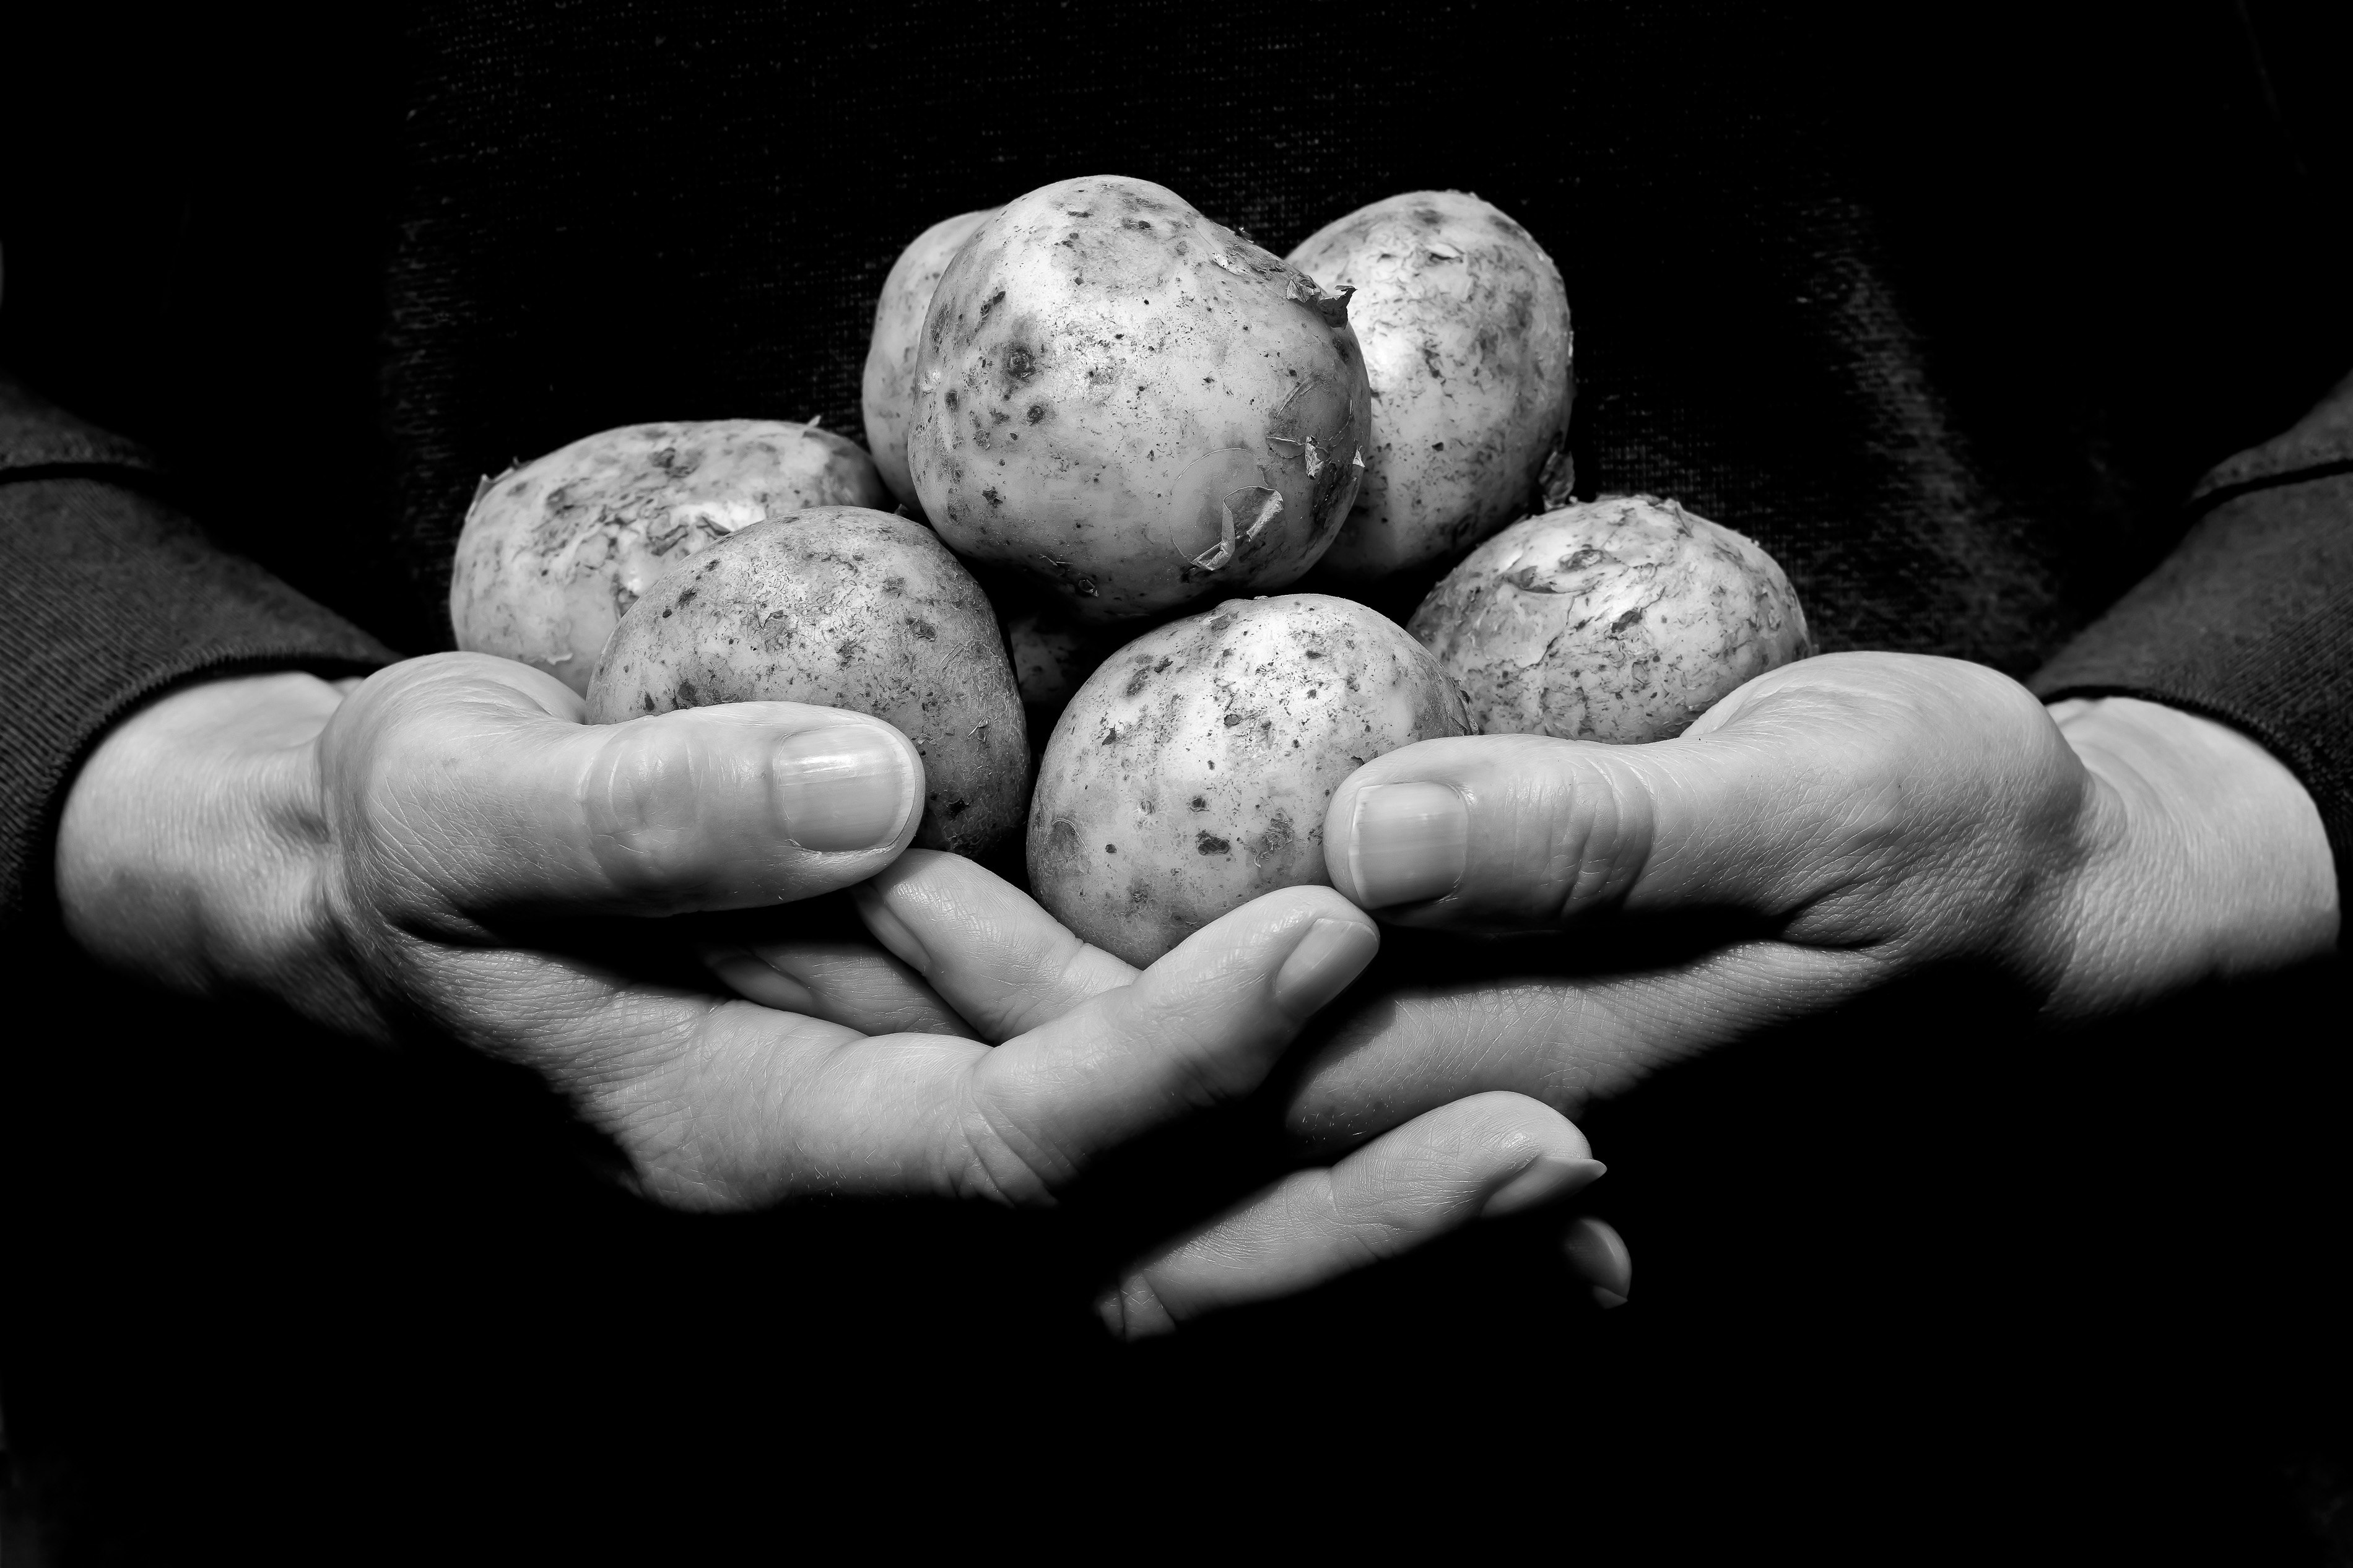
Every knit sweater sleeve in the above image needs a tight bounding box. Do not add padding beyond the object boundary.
[0,371,401,938]
[2030,368,2353,907]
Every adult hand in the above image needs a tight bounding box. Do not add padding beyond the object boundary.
[710,847,1604,1334]
[56,655,1598,1319]
[1286,652,2339,1150]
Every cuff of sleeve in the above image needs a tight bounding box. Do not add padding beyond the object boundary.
[2029,373,2353,918]
[0,457,400,938]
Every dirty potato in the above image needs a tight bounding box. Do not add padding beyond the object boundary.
[1409,495,1811,744]
[1289,191,1573,585]
[1029,594,1468,965]
[908,175,1373,622]
[585,506,1028,857]
[861,207,998,508]
[451,420,889,696]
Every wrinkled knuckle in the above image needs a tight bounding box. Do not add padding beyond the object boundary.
[948,1086,1067,1207]
[580,724,697,895]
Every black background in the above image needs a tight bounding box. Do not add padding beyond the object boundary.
[4,1,2351,1559]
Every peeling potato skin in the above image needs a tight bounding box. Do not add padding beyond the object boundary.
[1029,594,1468,966]
[1409,495,1811,745]
[908,175,1374,624]
[1289,191,1573,586]
[451,420,890,696]
[585,507,1029,857]
[862,208,999,508]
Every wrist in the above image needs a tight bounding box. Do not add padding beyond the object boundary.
[56,671,363,1018]
[2045,696,2338,1015]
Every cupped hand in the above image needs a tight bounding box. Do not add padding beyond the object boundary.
[1287,651,2338,1149]
[713,849,1604,1334]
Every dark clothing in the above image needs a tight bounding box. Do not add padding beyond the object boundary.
[2,2,2349,1560]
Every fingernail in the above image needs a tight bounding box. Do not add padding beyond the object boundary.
[848,881,929,972]
[1562,1215,1633,1303]
[770,727,917,852]
[1093,1278,1177,1341]
[1271,916,1380,1018]
[1347,782,1469,907]
[1479,1156,1607,1220]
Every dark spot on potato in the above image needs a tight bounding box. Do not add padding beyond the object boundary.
[979,288,1007,319]
[1612,607,1644,633]
[1027,403,1046,424]
[676,677,700,704]
[1005,344,1036,381]
[1196,833,1230,855]
[945,799,970,817]
[882,576,905,597]
[944,389,959,410]
[1104,843,1117,854]
[908,617,937,641]
[1190,796,1207,811]
[983,488,1003,508]
[1211,615,1233,632]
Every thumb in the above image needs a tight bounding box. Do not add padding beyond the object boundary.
[328,652,926,916]
[1319,722,1854,932]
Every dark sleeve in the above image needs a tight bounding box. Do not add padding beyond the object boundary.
[0,371,401,937]
[2030,368,2353,904]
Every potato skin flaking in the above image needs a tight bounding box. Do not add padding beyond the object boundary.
[1289,191,1573,586]
[451,420,888,696]
[863,207,999,508]
[908,175,1373,623]
[1411,495,1811,744]
[1029,593,1467,964]
[586,506,1029,857]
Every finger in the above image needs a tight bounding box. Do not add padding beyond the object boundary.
[555,885,1381,1209]
[328,653,924,919]
[702,938,978,1039]
[1318,653,2055,933]
[1095,1091,1600,1339]
[1282,940,1874,1156]
[1564,1216,1633,1307]
[850,849,1137,1042]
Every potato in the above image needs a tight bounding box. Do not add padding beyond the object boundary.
[1409,495,1811,744]
[1029,594,1469,965]
[451,420,889,696]
[1288,191,1573,585]
[908,175,1373,623]
[585,506,1028,857]
[861,207,998,508]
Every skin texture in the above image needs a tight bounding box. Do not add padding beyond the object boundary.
[1028,594,1469,966]
[1289,191,1574,585]
[907,175,1373,622]
[56,662,1601,1324]
[586,507,1029,858]
[451,420,890,696]
[695,670,2335,1334]
[861,207,999,508]
[1411,495,1812,743]
[1287,659,2339,1159]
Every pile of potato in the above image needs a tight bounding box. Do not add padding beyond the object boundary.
[452,175,1810,963]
